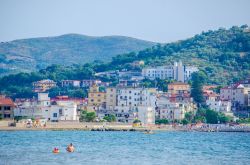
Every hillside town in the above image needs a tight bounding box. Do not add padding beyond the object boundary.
[1,61,250,131]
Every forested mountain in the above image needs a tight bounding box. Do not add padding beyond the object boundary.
[107,25,250,85]
[0,25,249,98]
[0,34,155,76]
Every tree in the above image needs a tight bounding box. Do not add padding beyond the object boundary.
[103,114,116,122]
[181,119,189,125]
[191,71,207,107]
[205,109,219,124]
[80,111,96,122]
[155,119,169,124]
[133,119,141,123]
[184,112,193,123]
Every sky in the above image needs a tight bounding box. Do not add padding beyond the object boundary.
[0,0,249,43]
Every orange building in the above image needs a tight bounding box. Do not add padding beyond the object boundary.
[168,82,190,94]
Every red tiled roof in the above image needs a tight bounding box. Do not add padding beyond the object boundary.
[203,92,219,97]
[0,98,15,106]
[168,82,189,85]
[221,83,244,90]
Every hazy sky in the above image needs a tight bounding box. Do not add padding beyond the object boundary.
[0,0,249,43]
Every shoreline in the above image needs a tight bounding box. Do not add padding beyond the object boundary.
[1,121,250,132]
[1,126,250,132]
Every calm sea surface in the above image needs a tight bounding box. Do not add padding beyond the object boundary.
[0,131,249,165]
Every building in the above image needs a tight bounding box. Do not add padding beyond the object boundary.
[14,93,78,121]
[137,106,155,125]
[0,95,15,119]
[173,61,185,82]
[156,95,196,121]
[156,94,196,121]
[50,101,78,121]
[106,87,117,109]
[61,80,81,87]
[142,61,198,82]
[206,100,232,113]
[168,82,190,94]
[184,66,199,82]
[32,79,57,92]
[220,83,249,107]
[87,85,106,111]
[116,87,156,108]
[118,79,141,87]
[142,66,174,80]
[96,87,157,124]
[81,80,102,87]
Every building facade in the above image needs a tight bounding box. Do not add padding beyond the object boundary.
[33,79,57,92]
[87,85,106,111]
[61,80,81,87]
[168,82,190,94]
[142,61,198,82]
[14,93,78,121]
[0,95,15,119]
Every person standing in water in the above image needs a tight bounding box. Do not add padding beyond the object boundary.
[66,143,74,152]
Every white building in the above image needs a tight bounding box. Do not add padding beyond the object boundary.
[61,80,81,87]
[97,87,157,124]
[142,61,198,82]
[206,100,232,113]
[142,66,174,80]
[137,106,155,125]
[116,87,156,108]
[14,93,78,121]
[50,101,78,121]
[156,95,196,121]
[184,66,199,82]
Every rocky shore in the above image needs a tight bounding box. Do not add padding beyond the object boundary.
[0,121,250,132]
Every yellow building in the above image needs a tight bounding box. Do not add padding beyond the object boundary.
[33,79,57,92]
[87,85,106,111]
[168,82,190,94]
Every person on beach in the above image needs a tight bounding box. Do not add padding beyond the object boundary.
[66,143,74,152]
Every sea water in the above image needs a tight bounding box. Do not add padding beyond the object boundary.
[0,131,249,165]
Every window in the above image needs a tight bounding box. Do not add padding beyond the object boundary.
[4,106,11,110]
[59,109,63,115]
[53,113,57,117]
[4,114,11,118]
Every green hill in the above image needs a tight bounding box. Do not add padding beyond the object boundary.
[0,25,250,98]
[108,25,250,85]
[0,34,155,76]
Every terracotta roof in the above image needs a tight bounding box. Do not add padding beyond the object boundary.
[0,98,15,106]
[168,82,189,85]
[221,83,244,90]
[203,92,219,97]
